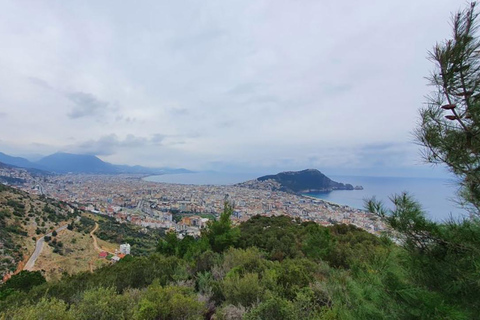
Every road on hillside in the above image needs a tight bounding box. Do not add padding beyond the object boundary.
[89,222,117,256]
[24,222,71,271]
[90,222,101,252]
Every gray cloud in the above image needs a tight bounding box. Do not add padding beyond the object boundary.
[27,77,117,121]
[28,77,53,90]
[0,0,462,176]
[168,107,189,116]
[67,134,166,156]
[151,134,166,144]
[321,83,353,96]
[227,83,259,96]
[67,92,109,119]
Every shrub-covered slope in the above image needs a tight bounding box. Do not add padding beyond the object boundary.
[1,207,476,320]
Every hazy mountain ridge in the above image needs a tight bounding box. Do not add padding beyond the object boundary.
[0,152,191,175]
[0,152,40,170]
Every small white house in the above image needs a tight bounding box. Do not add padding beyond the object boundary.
[119,243,131,255]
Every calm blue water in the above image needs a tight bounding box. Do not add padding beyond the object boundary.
[145,173,468,222]
[308,175,467,222]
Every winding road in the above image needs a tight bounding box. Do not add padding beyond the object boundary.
[24,223,69,271]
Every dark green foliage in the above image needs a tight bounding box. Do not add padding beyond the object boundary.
[0,271,46,296]
[276,259,317,299]
[367,193,480,317]
[6,199,25,212]
[157,231,179,256]
[202,202,240,253]
[301,222,333,260]
[74,216,95,233]
[93,215,164,255]
[326,223,381,268]
[133,282,205,320]
[1,298,74,320]
[238,215,338,262]
[12,254,186,307]
[72,287,138,320]
[244,296,295,320]
[237,215,302,260]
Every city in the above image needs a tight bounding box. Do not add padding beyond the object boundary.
[0,164,386,237]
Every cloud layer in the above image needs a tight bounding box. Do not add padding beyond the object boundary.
[0,0,463,176]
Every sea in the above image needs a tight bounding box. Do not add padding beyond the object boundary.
[144,172,469,222]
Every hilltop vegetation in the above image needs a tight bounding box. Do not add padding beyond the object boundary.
[0,204,477,319]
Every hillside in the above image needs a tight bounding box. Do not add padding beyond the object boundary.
[0,185,127,281]
[0,184,77,280]
[1,209,475,319]
[238,169,355,193]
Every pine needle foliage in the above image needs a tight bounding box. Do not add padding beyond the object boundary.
[417,2,480,212]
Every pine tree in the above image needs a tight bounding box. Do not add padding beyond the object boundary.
[416,2,480,213]
[366,3,480,314]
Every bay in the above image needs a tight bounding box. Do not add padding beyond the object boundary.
[307,175,467,222]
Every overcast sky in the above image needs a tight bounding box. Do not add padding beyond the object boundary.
[0,0,465,176]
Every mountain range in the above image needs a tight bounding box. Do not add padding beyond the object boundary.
[0,152,190,175]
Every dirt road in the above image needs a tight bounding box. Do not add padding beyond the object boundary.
[90,222,101,252]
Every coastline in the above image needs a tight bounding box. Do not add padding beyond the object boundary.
[143,173,365,213]
[141,173,464,221]
[301,194,365,211]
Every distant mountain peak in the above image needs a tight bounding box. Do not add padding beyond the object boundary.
[35,152,116,174]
